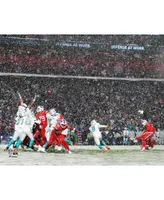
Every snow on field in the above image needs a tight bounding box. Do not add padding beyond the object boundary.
[0,145,164,165]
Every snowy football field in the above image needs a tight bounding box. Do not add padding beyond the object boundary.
[0,145,164,165]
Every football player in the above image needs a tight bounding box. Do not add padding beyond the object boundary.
[135,119,156,151]
[5,93,38,153]
[40,115,72,153]
[89,120,110,152]
[48,119,72,153]
[5,104,40,154]
[34,105,48,150]
[39,108,64,151]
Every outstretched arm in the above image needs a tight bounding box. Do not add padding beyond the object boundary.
[28,94,37,108]
[99,125,108,128]
[17,92,23,105]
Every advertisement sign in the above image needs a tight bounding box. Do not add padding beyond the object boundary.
[111,44,145,51]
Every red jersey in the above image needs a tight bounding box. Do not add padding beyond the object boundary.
[36,110,48,127]
[54,123,68,134]
[143,122,156,134]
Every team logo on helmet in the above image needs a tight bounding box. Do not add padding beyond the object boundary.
[60,119,67,128]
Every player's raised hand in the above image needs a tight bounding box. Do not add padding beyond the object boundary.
[33,94,37,102]
[28,94,38,108]
[17,92,23,104]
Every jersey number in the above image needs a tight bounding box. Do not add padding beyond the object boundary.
[16,118,32,126]
[91,126,96,132]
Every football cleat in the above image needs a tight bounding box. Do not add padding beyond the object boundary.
[40,147,47,153]
[37,145,42,152]
[21,144,25,150]
[141,147,146,151]
[106,146,110,150]
[145,145,149,150]
[102,148,107,153]
[25,148,33,151]
[13,148,18,155]
[57,146,62,151]
[4,147,9,151]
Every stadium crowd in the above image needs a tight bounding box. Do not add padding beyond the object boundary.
[0,44,164,78]
[1,76,164,145]
[1,35,164,145]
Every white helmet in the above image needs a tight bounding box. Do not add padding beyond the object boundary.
[36,106,44,113]
[49,108,56,116]
[141,120,147,126]
[91,120,97,126]
[60,119,67,128]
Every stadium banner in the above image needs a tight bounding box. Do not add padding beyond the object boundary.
[109,44,158,52]
[0,37,158,52]
[55,42,91,48]
[0,37,92,49]
[111,44,145,51]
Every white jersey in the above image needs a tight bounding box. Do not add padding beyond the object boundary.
[45,113,60,141]
[15,113,36,130]
[15,107,38,128]
[89,122,107,145]
[13,108,37,141]
[47,112,63,129]
[89,123,106,137]
[46,112,64,141]
[15,105,27,122]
